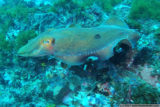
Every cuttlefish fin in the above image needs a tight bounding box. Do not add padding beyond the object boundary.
[105,16,128,28]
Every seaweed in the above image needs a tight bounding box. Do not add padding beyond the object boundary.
[4,5,36,21]
[111,80,160,104]
[0,33,13,67]
[72,0,94,9]
[127,0,160,30]
[0,33,12,52]
[15,30,37,50]
[96,0,122,12]
[126,19,142,29]
[131,82,160,104]
[49,0,72,13]
[129,0,160,21]
[0,1,36,20]
[0,0,37,35]
[154,28,160,44]
[49,0,122,13]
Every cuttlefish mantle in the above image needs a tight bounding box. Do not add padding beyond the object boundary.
[18,18,139,65]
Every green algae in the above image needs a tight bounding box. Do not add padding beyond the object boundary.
[129,0,160,21]
[127,0,160,30]
[15,30,37,50]
[0,33,13,67]
[50,0,122,13]
[96,0,122,12]
[0,30,37,52]
[154,28,160,43]
[126,19,142,29]
[49,0,91,13]
[0,0,37,35]
[0,4,36,20]
[47,104,56,107]
[0,33,12,52]
[131,81,160,104]
[111,79,160,104]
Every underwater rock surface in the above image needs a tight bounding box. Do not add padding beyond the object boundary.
[0,0,160,106]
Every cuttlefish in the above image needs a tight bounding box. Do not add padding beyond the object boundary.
[18,18,139,65]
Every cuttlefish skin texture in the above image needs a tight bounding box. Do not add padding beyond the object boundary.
[18,25,139,65]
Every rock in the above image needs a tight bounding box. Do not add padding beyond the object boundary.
[24,0,52,6]
[113,4,131,18]
[112,0,132,19]
[29,12,59,32]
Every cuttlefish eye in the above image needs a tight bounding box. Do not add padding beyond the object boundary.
[41,38,55,51]
[42,38,55,45]
[43,40,50,44]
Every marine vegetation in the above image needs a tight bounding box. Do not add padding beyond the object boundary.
[0,33,12,52]
[0,0,37,37]
[0,4,36,21]
[111,79,160,104]
[96,0,123,12]
[50,0,123,13]
[15,30,37,50]
[0,32,13,67]
[127,0,160,30]
[129,0,160,21]
[154,28,160,46]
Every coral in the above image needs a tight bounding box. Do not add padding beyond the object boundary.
[129,0,160,21]
[15,30,37,50]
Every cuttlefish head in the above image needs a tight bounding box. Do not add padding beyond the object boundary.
[18,35,56,57]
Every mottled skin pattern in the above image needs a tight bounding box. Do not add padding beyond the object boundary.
[18,24,139,65]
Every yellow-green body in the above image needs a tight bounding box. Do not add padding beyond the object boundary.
[18,19,139,65]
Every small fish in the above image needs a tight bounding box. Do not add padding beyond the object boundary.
[18,17,139,65]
